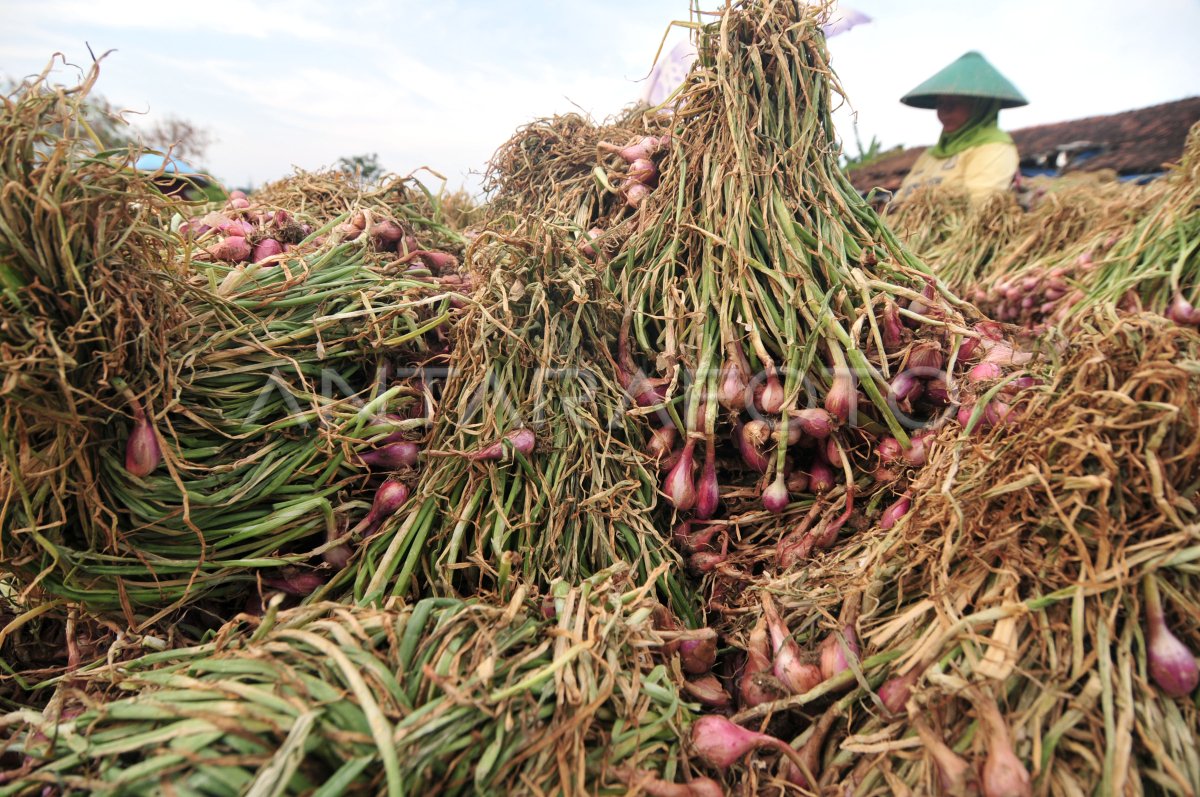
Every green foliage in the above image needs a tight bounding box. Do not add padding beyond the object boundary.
[840,126,903,171]
[336,152,384,183]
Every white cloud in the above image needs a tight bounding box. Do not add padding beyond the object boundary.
[6,0,351,41]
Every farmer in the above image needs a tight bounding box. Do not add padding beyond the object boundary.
[892,51,1028,205]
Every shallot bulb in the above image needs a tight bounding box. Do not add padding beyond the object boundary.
[907,341,944,371]
[717,355,749,410]
[975,321,1005,341]
[757,367,785,414]
[665,439,697,511]
[878,494,911,530]
[1167,293,1200,326]
[680,629,719,674]
[925,378,951,405]
[762,593,823,694]
[690,715,808,773]
[783,420,804,446]
[323,536,354,569]
[688,550,728,573]
[958,335,982,361]
[982,339,1033,366]
[356,479,410,536]
[469,428,536,461]
[762,475,789,513]
[623,181,650,209]
[223,218,255,236]
[180,219,211,238]
[370,220,406,251]
[124,401,162,478]
[648,425,678,463]
[252,238,284,262]
[695,440,720,519]
[261,570,326,597]
[742,419,771,448]
[881,301,905,350]
[901,432,932,467]
[972,691,1032,797]
[420,250,459,273]
[740,615,784,708]
[682,674,731,709]
[824,375,855,423]
[673,520,719,553]
[968,361,1004,382]
[627,158,658,185]
[735,420,770,473]
[207,236,251,262]
[613,768,723,797]
[823,437,842,468]
[914,717,977,795]
[1143,574,1199,698]
[818,624,860,681]
[807,460,835,494]
[889,371,924,405]
[785,469,809,494]
[876,437,902,465]
[600,135,663,164]
[358,441,420,470]
[876,665,921,714]
[790,408,835,439]
[579,227,604,259]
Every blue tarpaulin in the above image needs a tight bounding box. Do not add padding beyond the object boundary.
[133,153,203,176]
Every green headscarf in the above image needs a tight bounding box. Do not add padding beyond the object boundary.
[926,98,1012,159]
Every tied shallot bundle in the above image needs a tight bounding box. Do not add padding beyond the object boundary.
[342,223,696,621]
[77,229,454,620]
[601,0,1016,569]
[1,74,463,622]
[1059,126,1200,327]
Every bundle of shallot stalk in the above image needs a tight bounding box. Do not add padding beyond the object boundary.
[606,0,1021,571]
[1056,126,1200,328]
[341,224,697,621]
[15,194,458,621]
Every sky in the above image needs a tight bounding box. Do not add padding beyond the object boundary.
[3,0,1198,196]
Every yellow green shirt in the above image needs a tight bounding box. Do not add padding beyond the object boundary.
[894,141,1019,204]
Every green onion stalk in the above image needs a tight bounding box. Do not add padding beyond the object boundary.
[1,567,695,796]
[337,223,700,624]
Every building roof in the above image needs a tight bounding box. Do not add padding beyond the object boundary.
[846,96,1200,193]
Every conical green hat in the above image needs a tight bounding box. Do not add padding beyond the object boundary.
[900,51,1028,109]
